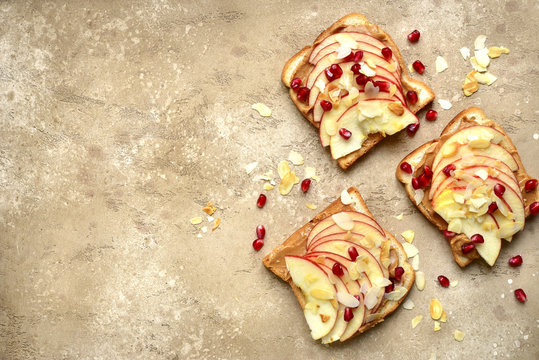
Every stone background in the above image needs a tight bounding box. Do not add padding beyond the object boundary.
[0,0,537,359]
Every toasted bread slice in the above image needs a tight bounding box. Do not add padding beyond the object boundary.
[263,187,414,343]
[396,107,538,267]
[282,13,435,170]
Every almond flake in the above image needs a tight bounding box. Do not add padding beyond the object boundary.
[263,183,274,190]
[395,213,404,220]
[306,203,317,210]
[190,217,202,225]
[460,47,471,60]
[434,321,441,332]
[402,299,415,310]
[440,311,447,323]
[474,35,487,50]
[211,218,221,231]
[473,72,497,85]
[470,56,487,72]
[332,212,354,231]
[488,46,509,58]
[288,150,304,165]
[413,189,424,204]
[279,171,296,195]
[203,202,217,215]
[408,63,415,73]
[340,189,353,205]
[435,56,448,73]
[411,254,420,271]
[389,84,397,98]
[277,160,291,179]
[401,230,415,243]
[305,166,317,181]
[201,226,208,233]
[402,242,419,258]
[365,81,380,98]
[450,280,458,288]
[364,287,381,309]
[438,99,452,110]
[384,286,408,301]
[412,315,423,329]
[454,330,465,342]
[359,61,376,77]
[474,48,490,68]
[415,271,425,291]
[251,103,272,117]
[335,45,352,59]
[244,161,258,174]
[337,291,360,308]
[388,102,404,116]
[430,299,443,320]
[310,287,335,300]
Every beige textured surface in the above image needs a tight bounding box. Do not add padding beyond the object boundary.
[0,1,538,359]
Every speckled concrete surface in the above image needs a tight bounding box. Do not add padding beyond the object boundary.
[0,1,538,359]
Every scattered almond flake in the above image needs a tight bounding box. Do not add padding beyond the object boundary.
[412,254,420,271]
[395,213,403,220]
[365,81,380,98]
[332,212,354,231]
[413,189,424,204]
[430,299,443,320]
[244,161,258,174]
[474,48,490,68]
[201,226,208,233]
[211,218,221,231]
[474,35,487,50]
[251,103,272,117]
[435,56,448,73]
[359,61,376,77]
[403,299,415,310]
[401,242,419,258]
[454,330,466,342]
[190,216,203,225]
[488,46,509,58]
[438,99,452,110]
[337,291,360,307]
[415,271,426,291]
[434,321,441,332]
[263,183,274,191]
[408,63,415,73]
[384,286,408,301]
[340,189,353,205]
[279,171,297,195]
[304,166,317,181]
[335,45,352,59]
[534,133,539,140]
[277,160,291,179]
[450,280,458,288]
[389,84,397,97]
[207,216,214,222]
[253,171,274,181]
[460,47,471,60]
[364,287,382,309]
[440,311,447,323]
[288,150,304,165]
[202,202,217,215]
[412,315,423,329]
[470,56,487,72]
[374,277,393,288]
[401,230,415,243]
[474,72,497,85]
[365,313,382,323]
[306,203,317,210]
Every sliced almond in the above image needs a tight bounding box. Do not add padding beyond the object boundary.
[434,321,441,332]
[340,189,353,205]
[462,78,479,97]
[488,46,509,58]
[306,203,317,210]
[336,291,360,308]
[277,160,291,179]
[364,287,381,309]
[244,161,258,174]
[468,138,491,149]
[435,56,448,73]
[380,240,391,268]
[442,142,458,158]
[412,315,423,329]
[305,166,317,181]
[364,81,380,98]
[384,286,408,301]
[389,84,397,98]
[325,119,338,136]
[386,62,397,72]
[460,47,471,60]
[203,202,217,215]
[440,311,447,323]
[395,213,404,220]
[438,99,452,110]
[474,35,487,50]
[473,72,497,85]
[332,212,354,231]
[430,299,443,320]
[454,330,466,342]
[402,242,419,258]
[251,103,272,117]
[401,230,415,243]
[470,56,487,72]
[475,48,490,68]
[415,271,425,291]
[263,183,274,190]
[279,171,296,195]
[411,254,420,271]
[288,150,304,165]
[310,287,335,300]
[335,45,352,59]
[408,63,415,73]
[388,102,404,116]
[190,217,202,225]
[403,299,415,310]
[450,280,458,288]
[360,61,376,77]
[211,218,221,231]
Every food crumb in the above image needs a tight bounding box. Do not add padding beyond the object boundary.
[251,103,272,117]
[190,216,203,225]
[533,133,539,140]
[212,218,221,231]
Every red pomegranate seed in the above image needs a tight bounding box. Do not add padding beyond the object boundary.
[412,60,425,74]
[339,128,352,140]
[461,243,475,254]
[407,30,421,43]
[320,100,332,112]
[394,267,405,282]
[348,246,359,261]
[325,64,343,82]
[400,162,413,174]
[418,173,431,188]
[531,202,539,215]
[514,288,527,303]
[494,183,506,197]
[344,307,354,322]
[256,225,265,239]
[301,179,311,193]
[256,194,267,208]
[356,74,369,86]
[411,177,420,190]
[406,90,418,105]
[470,234,484,244]
[252,239,264,251]
[374,80,390,92]
[443,230,457,239]
[353,295,361,302]
[290,78,302,91]
[342,51,355,62]
[442,164,456,177]
[487,202,498,214]
[423,165,433,179]
[353,50,364,63]
[425,109,438,121]
[297,87,310,102]
[508,255,523,267]
[351,63,362,75]
[385,281,395,293]
[407,122,420,136]
[332,262,344,277]
[381,47,393,61]
[525,179,538,192]
[437,275,450,288]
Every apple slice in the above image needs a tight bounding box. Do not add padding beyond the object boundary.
[310,32,394,63]
[309,224,386,252]
[285,256,338,339]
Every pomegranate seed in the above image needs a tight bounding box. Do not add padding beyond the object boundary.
[437,275,450,288]
[344,307,354,322]
[256,225,265,239]
[411,177,420,189]
[353,50,364,63]
[514,288,527,303]
[353,294,361,302]
[425,109,438,121]
[320,100,332,112]
[381,47,393,61]
[290,78,302,91]
[348,246,359,261]
[525,179,538,192]
[394,267,405,282]
[406,90,418,105]
[418,173,431,188]
[412,60,425,74]
[385,281,395,293]
[423,165,433,179]
[252,239,264,251]
[400,162,413,174]
[508,255,523,267]
[442,164,456,177]
[443,230,457,239]
[325,64,343,82]
[332,262,344,277]
[493,183,506,197]
[487,202,498,214]
[530,202,539,215]
[297,87,310,102]
[351,63,362,75]
[407,30,421,43]
[461,243,475,254]
[342,52,355,63]
[339,128,352,140]
[256,194,267,208]
[301,179,311,193]
[407,122,420,136]
[356,74,369,86]
[373,80,390,92]
[470,234,484,244]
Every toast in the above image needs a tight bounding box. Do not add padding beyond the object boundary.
[396,107,539,267]
[263,187,414,343]
[282,13,435,170]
